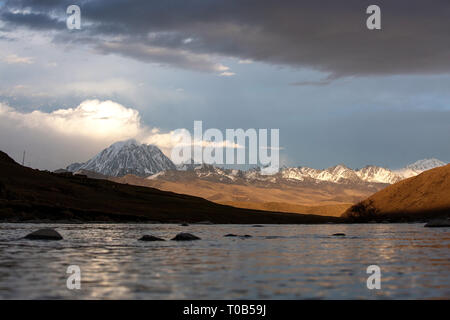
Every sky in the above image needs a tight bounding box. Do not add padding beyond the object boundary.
[0,0,450,170]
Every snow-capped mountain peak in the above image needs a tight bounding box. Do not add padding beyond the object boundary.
[393,158,447,179]
[405,158,446,172]
[66,139,176,177]
[355,165,402,184]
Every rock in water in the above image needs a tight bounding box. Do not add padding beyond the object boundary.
[332,233,346,236]
[24,228,63,240]
[139,235,165,241]
[424,219,450,228]
[171,233,201,241]
[224,234,252,238]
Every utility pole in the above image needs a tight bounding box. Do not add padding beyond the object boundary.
[22,150,25,166]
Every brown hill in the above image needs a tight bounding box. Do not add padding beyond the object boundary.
[343,164,450,222]
[109,173,383,217]
[0,151,341,224]
[220,201,353,217]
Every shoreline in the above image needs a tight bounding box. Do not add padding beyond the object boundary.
[0,216,435,225]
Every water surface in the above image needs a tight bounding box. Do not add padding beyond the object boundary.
[0,223,448,299]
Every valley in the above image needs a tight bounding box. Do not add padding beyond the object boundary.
[61,140,448,218]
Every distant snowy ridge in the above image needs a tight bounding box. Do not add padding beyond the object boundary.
[66,139,176,177]
[393,158,448,179]
[66,139,446,184]
[279,164,401,184]
[150,158,447,185]
[278,158,446,184]
[406,158,446,171]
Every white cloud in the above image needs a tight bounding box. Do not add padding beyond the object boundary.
[219,72,236,77]
[238,59,253,64]
[216,64,230,72]
[3,54,34,64]
[0,100,142,140]
[0,100,165,169]
[0,99,248,169]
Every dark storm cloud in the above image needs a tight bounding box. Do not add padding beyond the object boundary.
[1,0,450,76]
[0,11,65,30]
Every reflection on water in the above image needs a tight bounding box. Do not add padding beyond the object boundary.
[0,223,448,299]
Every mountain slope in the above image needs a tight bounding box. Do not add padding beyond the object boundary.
[110,168,386,216]
[67,139,176,177]
[137,159,446,216]
[62,139,446,218]
[0,150,340,224]
[343,164,450,221]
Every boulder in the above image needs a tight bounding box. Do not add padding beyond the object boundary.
[24,228,63,240]
[424,219,450,228]
[171,233,201,241]
[224,234,252,238]
[139,235,165,241]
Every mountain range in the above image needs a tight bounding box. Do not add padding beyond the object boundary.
[66,139,446,185]
[278,158,446,184]
[63,140,447,217]
[1,150,337,224]
[2,145,447,223]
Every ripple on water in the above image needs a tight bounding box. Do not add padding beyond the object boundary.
[0,223,448,299]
